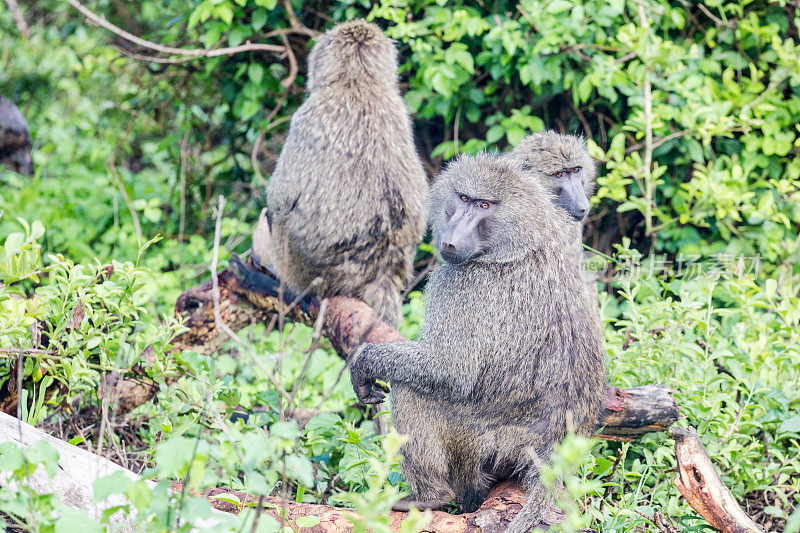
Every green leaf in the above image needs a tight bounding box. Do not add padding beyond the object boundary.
[486,125,504,144]
[125,480,153,512]
[249,63,265,85]
[0,442,24,472]
[254,0,278,8]
[54,508,103,533]
[251,9,268,30]
[270,420,301,440]
[506,126,526,146]
[4,232,24,254]
[216,4,234,25]
[285,454,315,487]
[778,415,800,434]
[25,440,59,478]
[31,220,45,240]
[765,278,777,296]
[93,470,133,502]
[609,133,626,162]
[295,515,321,528]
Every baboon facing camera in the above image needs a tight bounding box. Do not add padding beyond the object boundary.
[256,20,428,327]
[510,131,597,222]
[348,154,606,532]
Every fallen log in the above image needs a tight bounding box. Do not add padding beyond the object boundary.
[672,426,764,533]
[0,411,226,529]
[0,410,559,531]
[172,480,565,532]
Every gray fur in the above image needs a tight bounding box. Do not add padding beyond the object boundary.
[349,154,606,531]
[509,131,596,220]
[259,20,428,327]
[251,208,273,271]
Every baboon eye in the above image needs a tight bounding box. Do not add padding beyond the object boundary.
[478,201,490,210]
[556,171,567,178]
[459,194,469,202]
[572,167,581,174]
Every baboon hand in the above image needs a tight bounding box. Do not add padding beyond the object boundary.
[347,344,386,405]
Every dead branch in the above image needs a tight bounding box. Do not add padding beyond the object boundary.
[0,411,228,529]
[600,385,680,439]
[0,410,561,532]
[672,426,764,533]
[5,0,29,38]
[67,0,284,57]
[173,479,565,532]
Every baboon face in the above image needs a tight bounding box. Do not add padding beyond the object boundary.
[430,154,563,265]
[439,191,497,264]
[548,165,589,221]
[307,20,398,92]
[512,131,597,222]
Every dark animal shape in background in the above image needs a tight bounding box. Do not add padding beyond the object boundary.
[0,96,33,176]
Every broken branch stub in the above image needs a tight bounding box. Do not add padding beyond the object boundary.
[672,426,764,533]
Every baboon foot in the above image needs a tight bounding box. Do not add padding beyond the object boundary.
[392,496,451,512]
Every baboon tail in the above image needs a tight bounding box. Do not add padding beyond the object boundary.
[360,275,403,327]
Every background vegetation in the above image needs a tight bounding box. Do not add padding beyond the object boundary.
[1,0,799,530]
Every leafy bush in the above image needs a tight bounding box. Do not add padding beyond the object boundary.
[1,0,799,530]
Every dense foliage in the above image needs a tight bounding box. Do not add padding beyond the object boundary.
[1,0,798,530]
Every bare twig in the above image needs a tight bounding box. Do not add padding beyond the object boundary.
[453,105,462,155]
[636,0,655,239]
[742,73,790,113]
[571,99,593,139]
[205,391,246,464]
[68,0,284,58]
[113,46,197,64]
[178,131,189,268]
[285,299,329,408]
[107,156,143,244]
[209,197,292,403]
[280,0,316,36]
[615,50,638,63]
[251,93,289,187]
[696,3,737,28]
[210,195,228,333]
[279,34,299,88]
[403,255,437,297]
[5,0,29,38]
[313,364,348,411]
[625,130,690,154]
[0,347,56,355]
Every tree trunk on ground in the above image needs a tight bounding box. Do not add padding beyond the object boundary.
[0,413,764,533]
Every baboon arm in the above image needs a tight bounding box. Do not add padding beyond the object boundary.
[351,341,478,400]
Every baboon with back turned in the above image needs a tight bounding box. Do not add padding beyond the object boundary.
[348,154,606,531]
[510,131,596,222]
[255,20,428,326]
